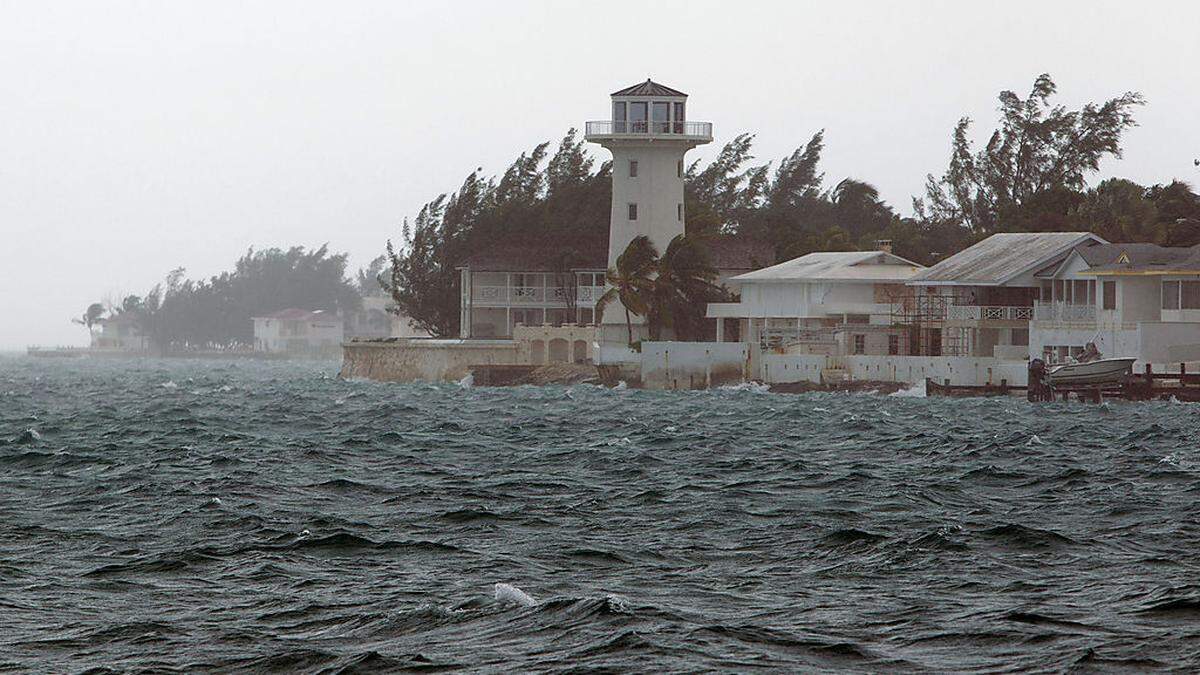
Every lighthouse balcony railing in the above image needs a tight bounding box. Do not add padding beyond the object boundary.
[585,120,713,140]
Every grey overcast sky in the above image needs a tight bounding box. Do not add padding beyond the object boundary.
[2,0,1198,349]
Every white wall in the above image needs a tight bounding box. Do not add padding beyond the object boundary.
[638,341,750,389]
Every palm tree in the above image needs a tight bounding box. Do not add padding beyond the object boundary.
[594,236,658,346]
[72,303,106,334]
[651,234,725,341]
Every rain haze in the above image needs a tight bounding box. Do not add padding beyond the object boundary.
[2,0,1197,350]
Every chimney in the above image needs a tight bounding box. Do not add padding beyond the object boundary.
[875,239,893,254]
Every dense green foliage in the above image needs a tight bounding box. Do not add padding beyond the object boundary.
[101,246,361,352]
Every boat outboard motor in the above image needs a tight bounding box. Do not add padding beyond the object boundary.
[1027,358,1050,401]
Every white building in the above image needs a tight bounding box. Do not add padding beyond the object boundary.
[91,314,149,351]
[903,232,1106,357]
[1031,242,1200,365]
[345,295,429,340]
[457,245,608,339]
[705,249,925,355]
[585,79,713,346]
[253,308,344,355]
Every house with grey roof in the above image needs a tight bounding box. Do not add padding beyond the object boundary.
[705,247,925,355]
[902,232,1107,357]
[1031,242,1200,365]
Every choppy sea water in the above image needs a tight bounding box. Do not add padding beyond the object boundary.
[3,355,1200,672]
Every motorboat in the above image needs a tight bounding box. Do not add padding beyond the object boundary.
[1045,357,1137,387]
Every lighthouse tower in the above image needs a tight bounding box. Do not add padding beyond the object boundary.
[585,79,713,345]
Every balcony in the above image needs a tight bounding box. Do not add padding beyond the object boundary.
[946,305,1034,322]
[1033,301,1097,323]
[473,285,606,306]
[585,120,713,142]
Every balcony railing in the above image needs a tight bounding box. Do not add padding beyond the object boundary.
[585,120,713,140]
[473,286,606,305]
[945,305,1034,321]
[1033,301,1097,323]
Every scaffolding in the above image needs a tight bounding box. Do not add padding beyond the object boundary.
[887,290,972,357]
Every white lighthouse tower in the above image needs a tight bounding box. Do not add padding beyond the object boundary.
[585,79,713,345]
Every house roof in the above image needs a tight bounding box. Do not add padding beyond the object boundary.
[255,308,338,321]
[730,250,924,284]
[611,79,687,98]
[1080,242,1200,275]
[705,237,775,273]
[908,232,1106,286]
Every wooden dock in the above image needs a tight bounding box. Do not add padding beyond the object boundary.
[926,363,1200,403]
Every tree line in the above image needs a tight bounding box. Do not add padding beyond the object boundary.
[80,246,364,352]
[386,73,1200,338]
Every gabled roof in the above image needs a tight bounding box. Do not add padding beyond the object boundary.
[1080,242,1200,275]
[731,250,924,284]
[611,79,687,98]
[908,232,1106,286]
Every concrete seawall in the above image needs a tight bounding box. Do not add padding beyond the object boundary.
[339,339,520,382]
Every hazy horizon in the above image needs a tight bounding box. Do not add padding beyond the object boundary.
[3,0,1198,349]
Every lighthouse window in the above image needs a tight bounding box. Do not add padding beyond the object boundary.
[612,102,626,132]
[677,160,683,178]
[674,102,685,132]
[629,102,647,132]
[677,203,682,221]
[629,160,638,178]
[652,102,670,133]
[628,203,638,221]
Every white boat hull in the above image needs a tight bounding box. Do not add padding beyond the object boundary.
[1046,357,1137,387]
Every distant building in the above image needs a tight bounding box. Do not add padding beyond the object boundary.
[1031,242,1200,365]
[706,248,925,355]
[91,314,149,351]
[252,308,343,355]
[902,232,1106,357]
[345,295,429,341]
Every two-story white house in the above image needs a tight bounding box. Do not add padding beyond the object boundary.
[705,249,925,355]
[457,245,608,339]
[903,232,1106,357]
[1031,243,1200,365]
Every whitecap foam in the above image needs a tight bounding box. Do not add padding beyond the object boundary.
[614,381,627,390]
[1027,434,1045,446]
[718,381,770,394]
[890,380,927,398]
[494,582,537,607]
[160,381,178,389]
[458,373,474,389]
